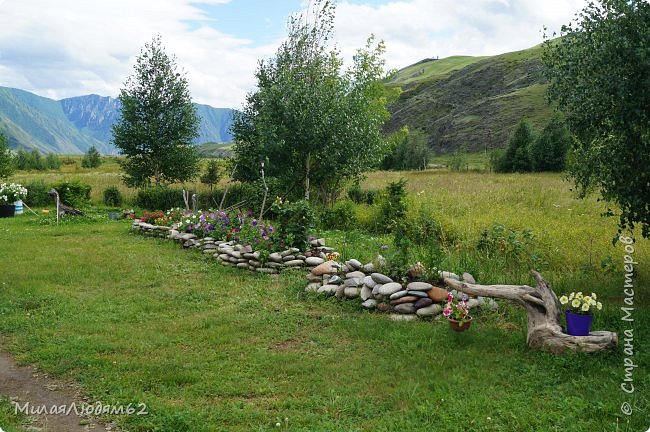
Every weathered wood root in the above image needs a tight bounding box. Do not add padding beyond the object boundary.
[445,271,617,354]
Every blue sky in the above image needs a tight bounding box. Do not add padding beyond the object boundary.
[195,0,394,45]
[0,0,588,108]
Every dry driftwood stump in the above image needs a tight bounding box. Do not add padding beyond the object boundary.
[444,271,618,354]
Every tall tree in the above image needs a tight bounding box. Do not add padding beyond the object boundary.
[232,0,395,205]
[543,0,650,237]
[0,132,14,178]
[113,35,200,187]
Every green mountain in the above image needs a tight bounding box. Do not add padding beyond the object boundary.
[0,87,235,154]
[385,44,554,153]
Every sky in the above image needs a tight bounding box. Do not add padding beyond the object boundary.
[0,0,588,109]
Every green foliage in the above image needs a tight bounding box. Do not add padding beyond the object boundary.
[378,178,408,232]
[0,131,14,178]
[23,179,50,207]
[447,149,468,172]
[45,153,61,170]
[136,186,184,211]
[318,200,358,231]
[103,186,123,207]
[200,160,221,190]
[347,180,379,205]
[271,199,315,250]
[495,119,534,173]
[543,0,650,237]
[528,113,571,172]
[381,127,430,171]
[112,35,200,187]
[380,222,413,281]
[51,180,91,206]
[81,146,101,168]
[477,223,547,271]
[15,149,46,170]
[232,0,396,204]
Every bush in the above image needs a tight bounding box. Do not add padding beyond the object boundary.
[136,187,184,211]
[45,154,61,170]
[381,128,430,171]
[347,182,379,205]
[51,180,91,206]
[271,199,315,251]
[378,178,408,233]
[319,200,358,230]
[529,114,572,172]
[448,151,467,172]
[103,186,123,207]
[23,180,51,207]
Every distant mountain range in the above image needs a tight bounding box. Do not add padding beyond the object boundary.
[0,86,235,154]
[385,43,553,153]
[1,42,552,156]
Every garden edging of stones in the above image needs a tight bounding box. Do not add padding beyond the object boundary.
[132,220,499,321]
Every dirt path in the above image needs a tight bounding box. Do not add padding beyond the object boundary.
[0,351,116,432]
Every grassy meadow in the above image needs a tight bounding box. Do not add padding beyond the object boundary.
[1,158,648,431]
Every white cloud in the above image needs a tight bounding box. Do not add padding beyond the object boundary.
[0,0,588,108]
[334,0,588,71]
[0,0,276,108]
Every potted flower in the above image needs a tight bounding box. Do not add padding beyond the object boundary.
[443,292,472,332]
[559,291,603,336]
[0,183,27,217]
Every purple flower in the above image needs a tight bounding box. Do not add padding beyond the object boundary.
[252,219,257,227]
[381,245,389,250]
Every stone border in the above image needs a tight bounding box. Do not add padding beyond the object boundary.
[131,220,499,320]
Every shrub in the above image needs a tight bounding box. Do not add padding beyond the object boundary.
[23,180,50,207]
[347,182,379,205]
[271,199,315,251]
[378,178,408,233]
[319,200,358,230]
[448,151,467,172]
[51,180,91,206]
[103,186,123,207]
[136,187,184,210]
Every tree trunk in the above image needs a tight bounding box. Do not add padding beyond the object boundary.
[444,271,618,354]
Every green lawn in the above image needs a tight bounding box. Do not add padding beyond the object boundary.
[0,211,647,431]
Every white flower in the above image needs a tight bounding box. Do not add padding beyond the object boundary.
[571,299,581,308]
[597,302,603,310]
[185,219,191,224]
[569,292,575,300]
[559,296,569,305]
[581,302,590,312]
[591,293,597,300]
[583,296,591,304]
[576,292,583,299]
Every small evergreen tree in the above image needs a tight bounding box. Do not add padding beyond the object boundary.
[529,114,572,172]
[81,146,101,168]
[45,153,61,170]
[497,119,534,173]
[200,160,221,191]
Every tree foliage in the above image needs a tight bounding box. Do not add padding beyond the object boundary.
[381,127,430,171]
[0,132,14,178]
[232,0,395,206]
[112,35,200,187]
[81,146,101,168]
[543,0,650,237]
[200,160,221,190]
[529,113,572,172]
[496,119,534,173]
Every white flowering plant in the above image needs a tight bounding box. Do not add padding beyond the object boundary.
[0,183,27,203]
[559,291,603,315]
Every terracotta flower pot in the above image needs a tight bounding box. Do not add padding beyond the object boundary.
[448,317,472,332]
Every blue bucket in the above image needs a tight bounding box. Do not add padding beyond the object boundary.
[14,199,23,215]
